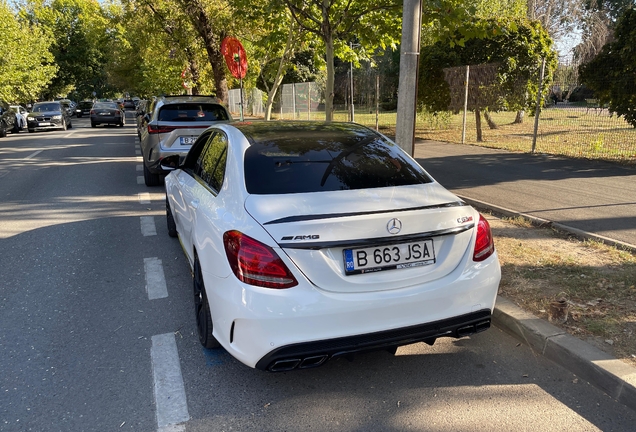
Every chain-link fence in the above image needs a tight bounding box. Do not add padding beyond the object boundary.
[248,59,635,163]
[227,88,264,118]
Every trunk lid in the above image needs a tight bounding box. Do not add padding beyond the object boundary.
[245,184,478,293]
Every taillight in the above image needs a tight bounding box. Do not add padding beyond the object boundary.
[90,110,95,115]
[473,214,495,262]
[223,230,298,288]
[115,110,121,117]
[147,123,176,134]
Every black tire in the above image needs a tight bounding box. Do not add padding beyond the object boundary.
[91,122,96,128]
[193,256,220,349]
[143,163,163,186]
[166,197,178,238]
[119,120,124,127]
[12,120,20,134]
[28,128,34,133]
[0,122,7,138]
[68,121,72,129]
[61,119,67,131]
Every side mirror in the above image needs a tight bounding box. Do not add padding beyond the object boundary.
[159,155,180,171]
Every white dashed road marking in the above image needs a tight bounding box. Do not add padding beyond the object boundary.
[137,176,145,185]
[141,216,157,237]
[139,192,151,204]
[144,257,168,300]
[24,150,43,160]
[151,333,189,430]
[137,165,143,171]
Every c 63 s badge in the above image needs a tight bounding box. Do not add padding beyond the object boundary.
[281,235,320,241]
[457,216,474,224]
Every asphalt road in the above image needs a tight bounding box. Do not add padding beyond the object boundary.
[2,117,636,431]
[413,140,636,247]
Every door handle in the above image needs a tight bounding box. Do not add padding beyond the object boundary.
[190,199,199,209]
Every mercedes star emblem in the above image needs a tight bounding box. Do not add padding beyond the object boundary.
[387,218,402,235]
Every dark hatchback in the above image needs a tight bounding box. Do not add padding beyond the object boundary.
[75,101,93,118]
[0,101,19,137]
[27,101,73,132]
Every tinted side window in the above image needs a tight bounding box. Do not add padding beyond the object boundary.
[199,133,228,191]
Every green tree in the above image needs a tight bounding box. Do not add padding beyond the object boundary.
[418,18,556,141]
[285,0,401,121]
[579,8,636,127]
[22,0,113,99]
[0,1,56,102]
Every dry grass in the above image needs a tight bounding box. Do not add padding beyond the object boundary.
[488,213,636,366]
[286,106,636,163]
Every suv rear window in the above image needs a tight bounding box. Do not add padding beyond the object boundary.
[158,103,229,122]
[242,123,433,195]
[78,102,93,109]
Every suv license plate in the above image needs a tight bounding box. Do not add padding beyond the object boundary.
[343,239,435,275]
[180,136,197,145]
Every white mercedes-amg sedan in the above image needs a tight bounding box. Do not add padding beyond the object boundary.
[161,121,501,372]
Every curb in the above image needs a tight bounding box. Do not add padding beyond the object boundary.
[458,195,636,254]
[493,296,636,412]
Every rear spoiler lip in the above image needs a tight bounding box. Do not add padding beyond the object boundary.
[277,224,474,250]
[263,201,468,226]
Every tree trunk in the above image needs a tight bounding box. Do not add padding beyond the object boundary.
[514,110,525,124]
[475,109,483,142]
[179,0,228,103]
[484,110,498,129]
[324,36,335,122]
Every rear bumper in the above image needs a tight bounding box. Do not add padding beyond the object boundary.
[255,309,492,371]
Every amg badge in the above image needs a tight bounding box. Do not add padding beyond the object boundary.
[281,235,320,241]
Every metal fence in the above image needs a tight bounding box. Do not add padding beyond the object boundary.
[247,60,636,164]
[227,88,264,118]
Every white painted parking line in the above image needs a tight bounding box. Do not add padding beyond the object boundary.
[141,216,157,237]
[144,257,168,300]
[24,150,43,160]
[136,149,141,155]
[158,425,186,432]
[139,192,151,204]
[151,333,189,430]
[137,165,143,171]
[137,176,145,185]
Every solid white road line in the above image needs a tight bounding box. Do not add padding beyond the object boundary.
[151,333,189,430]
[144,257,168,300]
[141,216,157,237]
[158,425,186,432]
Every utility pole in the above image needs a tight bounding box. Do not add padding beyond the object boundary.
[395,0,422,156]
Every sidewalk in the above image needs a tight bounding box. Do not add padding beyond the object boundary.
[413,140,636,412]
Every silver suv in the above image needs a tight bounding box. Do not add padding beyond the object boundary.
[139,95,232,186]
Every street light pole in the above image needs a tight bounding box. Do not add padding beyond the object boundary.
[350,51,355,122]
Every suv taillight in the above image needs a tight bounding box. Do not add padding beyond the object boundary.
[223,230,298,288]
[473,214,495,262]
[147,124,175,134]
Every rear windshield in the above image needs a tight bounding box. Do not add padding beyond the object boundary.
[243,123,433,195]
[93,102,117,110]
[158,103,229,122]
[78,102,93,108]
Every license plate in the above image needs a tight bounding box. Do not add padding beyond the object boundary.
[343,239,435,275]
[38,122,51,126]
[180,136,197,145]
[99,112,110,115]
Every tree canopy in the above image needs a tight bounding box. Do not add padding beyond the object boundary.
[579,8,636,127]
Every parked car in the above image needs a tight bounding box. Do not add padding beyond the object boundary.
[0,101,19,136]
[59,99,74,117]
[139,95,232,186]
[90,102,125,127]
[9,105,28,130]
[161,121,501,371]
[75,101,93,118]
[122,99,136,110]
[135,99,149,138]
[27,101,73,132]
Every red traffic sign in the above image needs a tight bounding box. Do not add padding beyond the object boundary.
[221,37,247,79]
